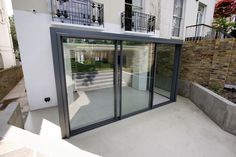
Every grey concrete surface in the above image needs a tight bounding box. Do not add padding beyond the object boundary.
[67,86,169,130]
[8,104,24,129]
[178,81,236,135]
[178,79,191,98]
[0,102,23,130]
[25,96,236,157]
[2,79,29,121]
[67,96,236,157]
[0,103,17,130]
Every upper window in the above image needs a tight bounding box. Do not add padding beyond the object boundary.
[197,3,205,25]
[125,0,143,12]
[172,0,183,37]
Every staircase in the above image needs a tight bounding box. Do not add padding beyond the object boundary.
[72,71,126,91]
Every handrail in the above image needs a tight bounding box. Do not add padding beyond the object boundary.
[186,24,232,37]
[186,24,212,28]
[185,24,233,41]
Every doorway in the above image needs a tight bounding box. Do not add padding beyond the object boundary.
[50,28,182,138]
[61,38,155,130]
[62,38,117,131]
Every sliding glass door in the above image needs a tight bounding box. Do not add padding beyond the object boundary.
[61,38,157,130]
[121,41,154,116]
[62,38,116,130]
[153,44,176,105]
[52,28,182,138]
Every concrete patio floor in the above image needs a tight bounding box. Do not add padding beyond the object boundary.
[24,96,236,157]
[2,79,29,121]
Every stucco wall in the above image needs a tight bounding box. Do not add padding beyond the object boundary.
[0,0,16,69]
[183,0,216,38]
[11,0,216,110]
[12,0,160,35]
[13,10,58,110]
[159,0,216,39]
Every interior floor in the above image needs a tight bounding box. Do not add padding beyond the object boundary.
[69,86,170,130]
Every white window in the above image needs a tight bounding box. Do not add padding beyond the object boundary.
[125,0,143,12]
[197,4,205,25]
[172,0,183,37]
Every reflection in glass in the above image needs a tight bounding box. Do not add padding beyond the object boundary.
[153,44,175,105]
[121,41,154,115]
[62,38,115,130]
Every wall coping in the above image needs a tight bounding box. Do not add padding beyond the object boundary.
[192,82,236,107]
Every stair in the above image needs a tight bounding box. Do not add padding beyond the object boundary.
[72,71,126,91]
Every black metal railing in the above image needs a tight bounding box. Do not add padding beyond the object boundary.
[121,11,155,33]
[51,0,104,26]
[185,24,232,41]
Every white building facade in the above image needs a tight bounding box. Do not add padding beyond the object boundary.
[12,0,217,138]
[0,0,16,69]
[12,0,216,111]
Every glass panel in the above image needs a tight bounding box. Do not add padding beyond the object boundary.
[121,41,154,115]
[62,38,115,130]
[153,44,175,105]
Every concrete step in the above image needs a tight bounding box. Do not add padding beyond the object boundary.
[75,78,113,86]
[75,75,113,83]
[76,82,127,91]
[72,71,113,79]
[76,82,113,91]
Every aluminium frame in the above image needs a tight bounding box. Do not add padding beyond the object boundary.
[50,27,182,138]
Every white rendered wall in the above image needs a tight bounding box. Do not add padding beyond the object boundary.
[12,0,216,110]
[159,0,216,39]
[0,0,16,68]
[182,0,216,37]
[14,10,57,110]
[159,0,174,39]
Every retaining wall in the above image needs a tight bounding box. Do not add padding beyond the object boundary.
[179,80,236,135]
[180,38,236,89]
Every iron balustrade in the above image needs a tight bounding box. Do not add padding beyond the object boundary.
[51,0,104,26]
[121,11,155,33]
[185,24,232,41]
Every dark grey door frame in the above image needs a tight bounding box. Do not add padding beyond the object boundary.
[50,27,183,138]
[151,44,182,108]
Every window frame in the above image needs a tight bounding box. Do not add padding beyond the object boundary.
[172,0,184,37]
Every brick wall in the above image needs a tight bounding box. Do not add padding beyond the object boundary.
[0,66,23,100]
[180,38,236,89]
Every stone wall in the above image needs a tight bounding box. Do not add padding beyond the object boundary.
[0,66,23,100]
[180,38,236,89]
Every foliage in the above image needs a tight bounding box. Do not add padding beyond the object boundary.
[71,59,113,73]
[212,17,236,33]
[213,0,236,36]
[8,16,19,52]
[214,0,236,18]
[209,84,223,94]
